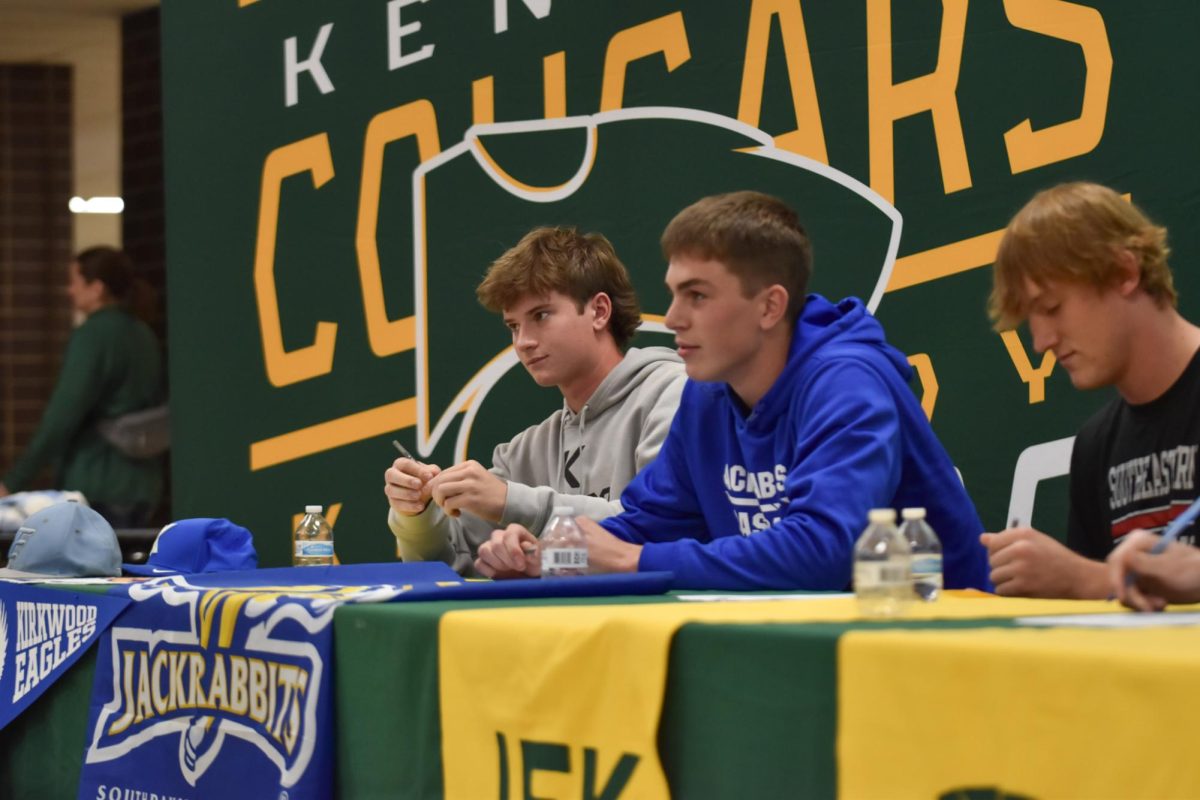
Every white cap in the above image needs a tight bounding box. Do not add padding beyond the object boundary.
[867,508,896,524]
[305,505,323,514]
[552,505,575,517]
[901,507,926,520]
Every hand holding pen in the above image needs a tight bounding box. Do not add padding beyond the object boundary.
[387,440,508,521]
[1108,495,1200,611]
[384,440,442,516]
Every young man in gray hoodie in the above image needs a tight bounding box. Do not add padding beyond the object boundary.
[384,226,686,574]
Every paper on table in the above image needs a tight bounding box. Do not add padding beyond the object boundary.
[1017,612,1200,628]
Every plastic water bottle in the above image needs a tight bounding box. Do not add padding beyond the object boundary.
[853,508,912,617]
[294,505,334,566]
[540,506,588,577]
[900,507,942,601]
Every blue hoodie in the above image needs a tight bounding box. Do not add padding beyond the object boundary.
[602,294,991,591]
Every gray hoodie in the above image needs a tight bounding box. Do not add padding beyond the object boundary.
[388,346,686,574]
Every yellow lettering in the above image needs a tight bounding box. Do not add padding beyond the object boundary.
[229,655,250,715]
[867,0,971,202]
[134,652,154,724]
[471,76,495,124]
[273,667,294,743]
[208,654,229,711]
[355,99,440,357]
[151,650,170,716]
[107,651,137,735]
[737,0,827,162]
[168,651,186,711]
[188,653,208,708]
[253,134,338,387]
[249,658,270,723]
[1002,0,1111,173]
[282,669,308,755]
[543,51,567,118]
[906,354,938,421]
[600,12,691,111]
[472,51,567,123]
[267,661,279,734]
[1000,329,1056,403]
[217,596,252,650]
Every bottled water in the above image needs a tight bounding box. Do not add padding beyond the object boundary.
[900,507,942,601]
[294,505,335,566]
[853,508,912,617]
[540,506,588,577]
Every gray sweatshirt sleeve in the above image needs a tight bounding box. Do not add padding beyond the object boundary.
[386,505,485,574]
[633,365,686,470]
[495,364,687,535]
[501,480,624,535]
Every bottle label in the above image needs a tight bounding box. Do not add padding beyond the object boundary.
[855,561,910,585]
[295,542,334,557]
[911,555,943,575]
[541,547,588,571]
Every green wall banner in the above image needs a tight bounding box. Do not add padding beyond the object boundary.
[162,1,1200,566]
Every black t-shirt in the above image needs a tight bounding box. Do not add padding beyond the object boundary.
[1068,348,1200,559]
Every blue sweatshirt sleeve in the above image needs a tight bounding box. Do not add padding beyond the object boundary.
[635,361,903,590]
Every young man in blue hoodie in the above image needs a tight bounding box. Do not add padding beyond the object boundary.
[476,192,991,591]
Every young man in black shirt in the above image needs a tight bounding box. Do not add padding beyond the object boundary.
[982,181,1200,598]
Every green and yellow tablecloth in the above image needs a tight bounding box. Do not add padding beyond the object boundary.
[5,591,1200,798]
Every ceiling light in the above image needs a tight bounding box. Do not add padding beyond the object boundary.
[68,196,125,214]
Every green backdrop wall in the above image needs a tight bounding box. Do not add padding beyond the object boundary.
[162,0,1200,567]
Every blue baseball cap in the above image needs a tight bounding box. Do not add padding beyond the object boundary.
[0,501,121,579]
[123,518,258,576]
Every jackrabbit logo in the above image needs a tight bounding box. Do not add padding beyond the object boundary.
[407,107,901,463]
[84,577,404,789]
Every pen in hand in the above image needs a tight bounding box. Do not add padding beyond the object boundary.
[392,439,461,517]
[1149,495,1200,554]
[1123,494,1200,593]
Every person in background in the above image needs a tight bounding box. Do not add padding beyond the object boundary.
[384,226,686,575]
[982,182,1200,597]
[476,191,991,591]
[0,247,164,527]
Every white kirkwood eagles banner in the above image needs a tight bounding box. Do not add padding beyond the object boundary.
[0,583,130,731]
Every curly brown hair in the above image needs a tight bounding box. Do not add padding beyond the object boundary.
[476,227,642,348]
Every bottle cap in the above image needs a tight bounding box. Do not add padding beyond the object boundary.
[901,507,926,520]
[867,508,896,524]
[552,505,575,518]
[305,505,323,514]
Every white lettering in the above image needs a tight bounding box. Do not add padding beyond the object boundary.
[284,23,335,108]
[1109,445,1200,509]
[494,0,551,34]
[725,464,747,492]
[388,0,435,70]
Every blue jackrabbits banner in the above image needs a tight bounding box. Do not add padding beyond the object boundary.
[78,562,456,800]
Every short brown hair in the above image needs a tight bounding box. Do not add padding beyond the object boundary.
[76,246,135,300]
[660,191,812,322]
[990,182,1175,329]
[476,227,642,349]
